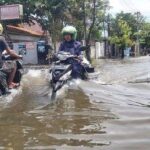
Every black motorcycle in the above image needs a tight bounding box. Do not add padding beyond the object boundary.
[49,48,95,99]
[0,54,23,96]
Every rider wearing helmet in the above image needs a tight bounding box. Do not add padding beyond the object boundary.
[59,26,84,79]
[0,23,22,89]
[59,26,81,56]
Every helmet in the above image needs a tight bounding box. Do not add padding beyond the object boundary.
[61,26,77,40]
[0,23,3,35]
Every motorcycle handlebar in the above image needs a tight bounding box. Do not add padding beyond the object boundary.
[2,54,23,61]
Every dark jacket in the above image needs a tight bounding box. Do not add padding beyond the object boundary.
[59,40,82,56]
[59,40,84,78]
[0,35,9,68]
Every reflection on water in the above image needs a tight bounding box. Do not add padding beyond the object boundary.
[0,90,114,150]
[0,56,150,150]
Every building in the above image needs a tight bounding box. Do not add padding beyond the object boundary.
[5,21,49,65]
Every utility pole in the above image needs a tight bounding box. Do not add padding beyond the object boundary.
[107,14,111,58]
[103,6,107,57]
[135,11,140,56]
[83,1,86,46]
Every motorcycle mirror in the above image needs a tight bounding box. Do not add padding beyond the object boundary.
[80,46,87,51]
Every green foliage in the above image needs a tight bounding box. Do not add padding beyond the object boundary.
[109,11,150,51]
[116,12,144,38]
[140,23,150,47]
[64,0,109,41]
[109,19,133,49]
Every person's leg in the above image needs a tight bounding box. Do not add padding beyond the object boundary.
[2,61,19,89]
[71,62,83,79]
[7,63,18,89]
[0,71,8,94]
[71,64,78,78]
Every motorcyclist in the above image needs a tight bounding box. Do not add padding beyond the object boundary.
[0,23,22,89]
[59,26,84,78]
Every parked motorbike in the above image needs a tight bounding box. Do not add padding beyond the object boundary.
[49,47,95,99]
[0,54,23,96]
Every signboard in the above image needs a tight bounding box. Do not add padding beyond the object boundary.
[0,4,23,20]
[18,43,27,55]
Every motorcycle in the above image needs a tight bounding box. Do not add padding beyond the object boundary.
[0,54,23,96]
[49,47,96,99]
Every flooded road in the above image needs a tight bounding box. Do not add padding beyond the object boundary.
[0,56,150,150]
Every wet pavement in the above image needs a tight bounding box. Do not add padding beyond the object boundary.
[0,56,150,150]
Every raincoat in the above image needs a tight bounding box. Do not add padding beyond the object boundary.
[59,40,84,78]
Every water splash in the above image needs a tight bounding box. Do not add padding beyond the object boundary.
[0,87,22,104]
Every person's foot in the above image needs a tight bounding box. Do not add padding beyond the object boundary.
[8,82,19,89]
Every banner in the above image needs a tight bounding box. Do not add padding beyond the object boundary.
[0,4,23,20]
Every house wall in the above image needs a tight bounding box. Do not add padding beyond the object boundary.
[13,42,38,65]
[90,42,105,59]
[9,34,41,42]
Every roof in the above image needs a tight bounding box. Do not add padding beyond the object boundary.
[6,24,45,37]
[23,21,44,33]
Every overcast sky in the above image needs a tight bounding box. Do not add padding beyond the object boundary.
[109,0,150,20]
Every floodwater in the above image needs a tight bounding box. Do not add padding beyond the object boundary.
[0,56,150,150]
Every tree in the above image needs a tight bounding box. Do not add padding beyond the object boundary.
[140,23,150,48]
[33,0,69,49]
[67,0,109,61]
[115,11,145,41]
[109,19,133,58]
[108,11,147,57]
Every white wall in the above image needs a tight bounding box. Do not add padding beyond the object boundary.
[13,42,38,65]
[95,42,105,58]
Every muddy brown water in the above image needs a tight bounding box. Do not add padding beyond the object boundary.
[0,56,150,150]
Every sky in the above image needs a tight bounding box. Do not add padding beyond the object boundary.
[109,0,150,21]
